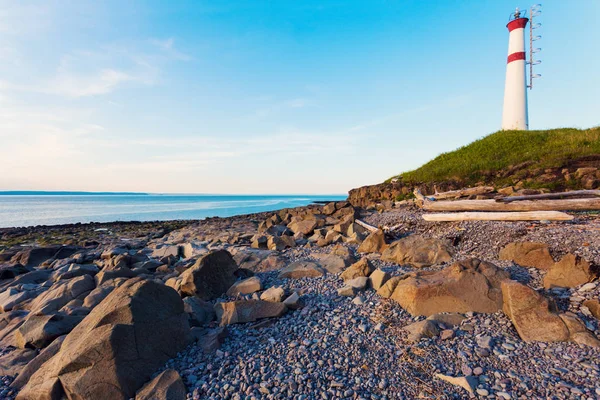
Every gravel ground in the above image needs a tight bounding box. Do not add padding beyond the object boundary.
[2,206,600,399]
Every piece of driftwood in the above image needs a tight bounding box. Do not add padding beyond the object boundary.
[355,219,378,233]
[422,198,600,212]
[496,190,600,203]
[432,186,495,200]
[422,211,574,222]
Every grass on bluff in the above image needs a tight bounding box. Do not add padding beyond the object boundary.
[389,127,600,186]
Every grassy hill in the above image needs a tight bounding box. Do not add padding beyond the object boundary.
[389,127,600,186]
[349,127,600,206]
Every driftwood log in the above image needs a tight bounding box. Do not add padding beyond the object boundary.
[421,198,600,212]
[355,219,378,233]
[496,190,600,203]
[422,211,574,222]
[432,186,495,200]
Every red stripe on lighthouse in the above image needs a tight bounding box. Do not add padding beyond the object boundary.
[507,17,528,32]
[507,52,526,64]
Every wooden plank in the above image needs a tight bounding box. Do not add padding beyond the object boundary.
[422,198,600,212]
[432,186,495,200]
[496,190,600,203]
[422,211,574,222]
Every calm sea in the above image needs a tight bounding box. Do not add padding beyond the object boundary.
[0,194,347,228]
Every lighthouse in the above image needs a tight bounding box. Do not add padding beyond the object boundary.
[502,8,529,130]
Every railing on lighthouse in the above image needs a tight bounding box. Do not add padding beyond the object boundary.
[528,4,542,89]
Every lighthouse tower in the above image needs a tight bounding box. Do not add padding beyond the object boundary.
[502,8,529,130]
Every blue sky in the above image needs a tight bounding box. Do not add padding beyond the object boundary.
[1,0,598,194]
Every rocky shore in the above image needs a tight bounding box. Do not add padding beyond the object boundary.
[0,202,599,399]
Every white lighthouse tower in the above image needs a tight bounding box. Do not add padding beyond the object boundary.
[502,8,529,130]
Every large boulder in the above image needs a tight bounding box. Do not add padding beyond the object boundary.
[390,259,509,316]
[27,275,95,315]
[382,235,453,268]
[135,369,186,400]
[278,261,326,279]
[501,280,599,347]
[17,279,191,400]
[356,229,387,254]
[543,254,597,289]
[215,300,286,325]
[499,242,554,269]
[179,250,238,300]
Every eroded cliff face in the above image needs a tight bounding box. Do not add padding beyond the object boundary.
[347,156,600,208]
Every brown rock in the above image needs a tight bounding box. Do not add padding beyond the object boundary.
[226,277,262,296]
[215,300,286,325]
[179,250,238,300]
[27,275,95,315]
[382,235,453,268]
[17,279,191,400]
[499,242,554,269]
[16,314,83,349]
[356,229,387,254]
[313,253,354,274]
[403,320,439,341]
[502,280,599,346]
[390,259,509,316]
[267,235,295,251]
[584,299,600,320]
[10,335,66,389]
[135,369,186,400]
[287,219,318,236]
[340,258,374,281]
[260,287,285,302]
[376,276,403,298]
[369,268,390,290]
[543,254,597,289]
[182,297,215,326]
[278,261,326,279]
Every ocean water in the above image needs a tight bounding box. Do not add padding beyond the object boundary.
[0,194,347,228]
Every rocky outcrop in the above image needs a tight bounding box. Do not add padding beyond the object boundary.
[347,155,600,207]
[390,259,509,316]
[502,280,599,347]
[215,300,287,325]
[382,235,453,268]
[499,242,554,269]
[179,250,238,300]
[17,279,191,400]
[543,254,597,289]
